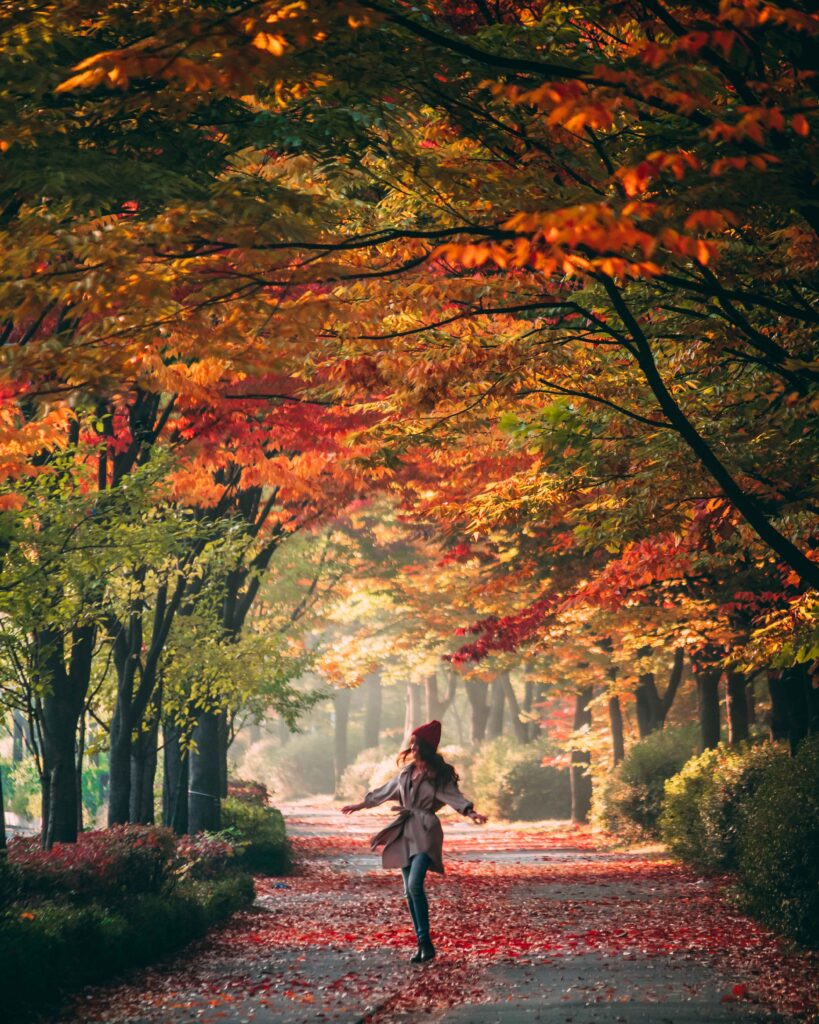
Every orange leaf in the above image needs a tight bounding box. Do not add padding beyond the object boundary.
[251,31,287,55]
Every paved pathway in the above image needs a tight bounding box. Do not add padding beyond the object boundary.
[53,800,818,1024]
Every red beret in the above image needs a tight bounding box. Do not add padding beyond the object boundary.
[411,720,441,751]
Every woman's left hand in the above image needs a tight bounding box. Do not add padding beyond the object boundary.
[467,810,488,824]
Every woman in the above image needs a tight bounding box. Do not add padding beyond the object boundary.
[342,719,487,963]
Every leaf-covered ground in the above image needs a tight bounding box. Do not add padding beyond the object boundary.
[51,800,818,1024]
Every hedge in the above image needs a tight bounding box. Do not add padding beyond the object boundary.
[0,874,254,1021]
[221,796,292,874]
[471,738,571,821]
[736,736,819,947]
[659,742,787,872]
[659,736,819,948]
[7,825,177,904]
[0,813,287,1020]
[594,726,696,838]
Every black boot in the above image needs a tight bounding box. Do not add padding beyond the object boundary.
[410,942,424,964]
[418,937,435,962]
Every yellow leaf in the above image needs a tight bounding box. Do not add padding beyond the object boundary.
[55,67,108,93]
[251,31,287,55]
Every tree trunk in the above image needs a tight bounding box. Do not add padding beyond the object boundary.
[450,690,466,745]
[40,765,50,843]
[464,679,490,743]
[635,647,684,737]
[767,670,790,741]
[40,681,82,848]
[333,687,351,792]
[12,710,26,763]
[129,718,160,824]
[746,677,757,728]
[107,709,132,827]
[726,670,750,745]
[404,682,422,739]
[779,663,811,754]
[363,673,382,749]
[109,576,185,825]
[697,668,722,751]
[42,721,80,849]
[608,695,625,765]
[217,710,229,798]
[162,720,189,834]
[522,680,535,741]
[606,664,624,766]
[188,710,222,832]
[107,628,142,826]
[666,647,686,717]
[521,679,546,742]
[570,686,593,824]
[131,682,162,825]
[635,671,661,738]
[425,671,458,723]
[37,624,95,845]
[75,713,85,834]
[528,682,547,741]
[487,674,506,739]
[503,675,529,743]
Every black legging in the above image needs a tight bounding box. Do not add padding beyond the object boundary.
[401,852,431,941]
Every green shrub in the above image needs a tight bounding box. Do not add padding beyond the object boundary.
[5,757,40,820]
[221,796,292,875]
[595,726,696,839]
[238,733,335,798]
[0,854,16,911]
[0,876,254,1022]
[658,747,721,865]
[471,738,571,821]
[660,742,787,872]
[81,762,109,823]
[737,735,819,947]
[195,873,255,924]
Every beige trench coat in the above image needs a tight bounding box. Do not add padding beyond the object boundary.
[364,763,474,874]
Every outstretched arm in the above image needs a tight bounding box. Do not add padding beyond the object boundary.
[341,773,400,815]
[438,777,488,824]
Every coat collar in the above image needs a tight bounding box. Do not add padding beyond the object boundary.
[399,762,436,806]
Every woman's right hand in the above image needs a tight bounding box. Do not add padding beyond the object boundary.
[341,802,365,815]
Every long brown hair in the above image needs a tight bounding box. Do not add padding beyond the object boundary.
[398,736,459,787]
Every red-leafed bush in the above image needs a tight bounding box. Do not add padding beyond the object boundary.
[7,825,176,903]
[176,833,238,880]
[227,779,270,806]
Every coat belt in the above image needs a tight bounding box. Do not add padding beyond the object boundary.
[369,805,436,851]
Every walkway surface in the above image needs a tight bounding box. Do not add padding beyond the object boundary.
[54,799,818,1024]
